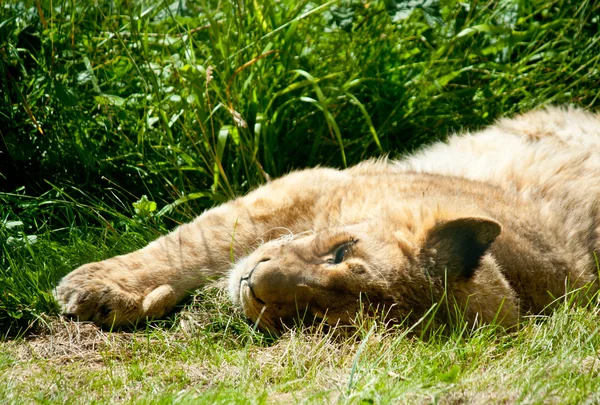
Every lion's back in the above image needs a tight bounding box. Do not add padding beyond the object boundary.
[394,107,600,199]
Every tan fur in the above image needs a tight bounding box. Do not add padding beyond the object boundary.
[56,107,600,332]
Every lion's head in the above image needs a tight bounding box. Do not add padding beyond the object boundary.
[228,213,521,333]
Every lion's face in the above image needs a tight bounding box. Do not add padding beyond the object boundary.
[229,222,413,332]
[228,215,519,333]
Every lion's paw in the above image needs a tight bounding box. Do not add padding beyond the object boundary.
[55,262,177,328]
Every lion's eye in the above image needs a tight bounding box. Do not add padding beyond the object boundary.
[327,243,352,265]
[334,245,348,264]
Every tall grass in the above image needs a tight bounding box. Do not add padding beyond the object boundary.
[1,0,600,333]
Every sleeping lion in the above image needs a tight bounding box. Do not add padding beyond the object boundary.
[56,107,600,333]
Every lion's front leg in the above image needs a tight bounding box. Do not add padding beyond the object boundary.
[55,216,233,327]
[55,231,208,327]
[56,167,346,327]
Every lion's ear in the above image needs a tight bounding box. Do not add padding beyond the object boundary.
[422,217,501,279]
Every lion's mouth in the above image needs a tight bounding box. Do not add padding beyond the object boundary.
[239,280,285,332]
[238,280,334,333]
[239,278,265,306]
[238,280,267,321]
[239,264,266,305]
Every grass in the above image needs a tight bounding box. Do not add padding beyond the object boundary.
[2,291,600,403]
[2,0,600,402]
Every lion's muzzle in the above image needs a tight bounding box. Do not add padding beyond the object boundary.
[234,241,324,332]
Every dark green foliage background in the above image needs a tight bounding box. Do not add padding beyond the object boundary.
[1,0,599,334]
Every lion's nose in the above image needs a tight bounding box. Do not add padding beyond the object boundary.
[245,255,299,304]
[241,257,271,282]
[240,256,274,304]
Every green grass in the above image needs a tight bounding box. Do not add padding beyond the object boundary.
[2,0,600,402]
[2,291,600,403]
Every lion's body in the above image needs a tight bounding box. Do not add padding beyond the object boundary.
[56,107,600,332]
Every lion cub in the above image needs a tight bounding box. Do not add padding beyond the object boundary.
[56,107,600,332]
